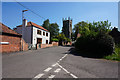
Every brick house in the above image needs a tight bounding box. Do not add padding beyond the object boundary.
[14,19,50,47]
[0,23,28,53]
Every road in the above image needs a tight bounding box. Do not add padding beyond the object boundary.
[2,46,118,79]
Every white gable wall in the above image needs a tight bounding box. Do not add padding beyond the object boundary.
[32,26,50,45]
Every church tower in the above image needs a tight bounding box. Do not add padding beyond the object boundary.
[62,17,72,39]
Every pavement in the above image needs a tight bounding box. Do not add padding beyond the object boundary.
[2,46,118,79]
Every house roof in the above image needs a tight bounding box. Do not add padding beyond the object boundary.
[0,22,21,36]
[17,22,49,32]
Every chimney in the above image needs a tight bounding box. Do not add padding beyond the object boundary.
[22,19,27,27]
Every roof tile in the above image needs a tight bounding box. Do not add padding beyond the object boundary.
[17,22,49,32]
[0,22,21,36]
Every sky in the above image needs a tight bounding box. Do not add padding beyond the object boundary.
[2,2,118,31]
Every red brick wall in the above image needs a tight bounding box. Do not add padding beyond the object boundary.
[21,38,28,51]
[52,42,58,46]
[0,35,21,53]
[40,44,53,48]
[36,42,58,49]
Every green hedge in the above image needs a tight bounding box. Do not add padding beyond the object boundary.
[75,33,115,58]
[52,38,59,42]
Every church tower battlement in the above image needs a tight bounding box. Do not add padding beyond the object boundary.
[62,17,72,39]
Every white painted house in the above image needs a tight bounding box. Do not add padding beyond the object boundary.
[14,19,50,46]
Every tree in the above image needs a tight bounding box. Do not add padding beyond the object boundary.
[57,33,66,45]
[49,23,59,40]
[73,21,90,39]
[73,20,112,40]
[42,19,50,30]
[42,19,60,41]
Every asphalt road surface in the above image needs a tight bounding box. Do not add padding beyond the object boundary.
[2,46,118,79]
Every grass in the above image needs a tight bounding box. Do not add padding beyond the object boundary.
[104,44,120,61]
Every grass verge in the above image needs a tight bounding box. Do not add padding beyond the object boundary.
[104,44,120,61]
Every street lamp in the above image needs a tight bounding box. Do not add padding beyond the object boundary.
[22,10,28,21]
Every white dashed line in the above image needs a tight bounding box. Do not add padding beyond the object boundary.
[57,54,68,63]
[62,54,68,59]
[54,68,61,73]
[52,63,57,67]
[48,75,55,78]
[33,53,70,79]
[44,67,52,72]
[57,63,78,78]
[59,59,62,61]
[34,73,44,78]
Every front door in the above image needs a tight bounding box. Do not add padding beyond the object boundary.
[37,38,42,44]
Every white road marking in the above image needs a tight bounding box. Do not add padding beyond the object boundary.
[34,73,44,78]
[57,63,70,73]
[44,67,52,72]
[33,53,69,79]
[59,59,62,61]
[52,63,57,67]
[70,73,78,78]
[62,54,68,59]
[57,54,68,63]
[54,68,61,73]
[57,63,78,78]
[48,75,55,78]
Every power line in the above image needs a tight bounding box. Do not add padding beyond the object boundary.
[14,0,46,20]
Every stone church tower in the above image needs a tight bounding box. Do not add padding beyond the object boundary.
[62,17,72,39]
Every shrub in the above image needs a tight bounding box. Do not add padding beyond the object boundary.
[52,38,59,42]
[75,33,115,58]
[104,44,120,61]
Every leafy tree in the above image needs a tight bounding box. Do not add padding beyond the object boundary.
[57,33,66,45]
[66,38,71,43]
[42,19,50,30]
[57,33,66,41]
[73,21,90,39]
[49,23,59,39]
[73,20,112,40]
[51,38,59,42]
[42,19,60,41]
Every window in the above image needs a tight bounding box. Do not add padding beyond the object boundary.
[46,40,48,44]
[46,33,48,37]
[43,32,45,36]
[37,30,41,35]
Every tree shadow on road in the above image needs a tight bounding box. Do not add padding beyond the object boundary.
[67,47,103,59]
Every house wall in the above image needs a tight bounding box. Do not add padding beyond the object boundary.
[0,34,28,53]
[15,26,32,44]
[0,35,21,53]
[21,38,28,51]
[32,26,50,45]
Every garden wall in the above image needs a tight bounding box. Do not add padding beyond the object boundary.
[37,42,58,49]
